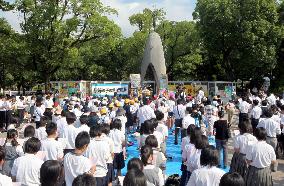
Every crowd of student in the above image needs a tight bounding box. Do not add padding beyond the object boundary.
[0,89,283,186]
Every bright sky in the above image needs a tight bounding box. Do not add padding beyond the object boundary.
[0,0,197,37]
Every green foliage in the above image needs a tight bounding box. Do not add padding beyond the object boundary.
[194,0,282,81]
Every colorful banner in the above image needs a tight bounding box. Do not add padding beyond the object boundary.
[91,83,129,97]
[130,74,141,89]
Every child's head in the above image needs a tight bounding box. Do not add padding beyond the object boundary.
[101,124,110,135]
[186,107,193,115]
[123,169,147,186]
[190,127,202,144]
[40,116,49,127]
[155,111,164,121]
[6,129,18,146]
[72,174,96,186]
[255,127,267,141]
[0,146,5,166]
[24,137,41,154]
[218,110,225,118]
[46,122,57,137]
[238,120,252,134]
[140,145,153,166]
[165,174,180,186]
[145,135,158,148]
[75,131,90,151]
[186,124,195,136]
[89,125,102,138]
[111,119,122,130]
[80,115,89,125]
[66,112,77,124]
[194,135,209,150]
[219,172,245,186]
[40,160,63,186]
[127,158,144,171]
[150,118,158,129]
[143,120,154,135]
[200,146,219,168]
[24,125,35,138]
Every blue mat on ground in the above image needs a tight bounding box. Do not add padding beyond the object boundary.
[122,130,229,176]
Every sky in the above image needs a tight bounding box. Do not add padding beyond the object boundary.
[0,0,197,37]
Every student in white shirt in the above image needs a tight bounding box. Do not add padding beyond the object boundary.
[230,120,257,177]
[11,137,44,186]
[245,127,277,186]
[78,115,90,133]
[101,124,115,186]
[173,99,186,145]
[109,119,126,177]
[64,131,96,186]
[41,122,64,161]
[62,112,79,155]
[2,129,24,176]
[155,111,169,155]
[0,95,6,132]
[40,160,63,186]
[17,96,26,124]
[187,146,225,186]
[34,101,44,129]
[239,96,250,125]
[56,110,68,138]
[182,107,195,139]
[0,146,13,186]
[85,125,111,186]
[251,99,262,134]
[72,174,97,186]
[257,109,281,150]
[137,99,156,128]
[141,145,164,186]
[123,169,148,186]
[219,172,245,186]
[35,116,48,141]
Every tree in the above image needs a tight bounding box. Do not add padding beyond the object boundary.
[194,0,282,81]
[16,0,121,92]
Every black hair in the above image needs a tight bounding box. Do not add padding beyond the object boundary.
[145,135,158,148]
[219,172,245,186]
[123,169,147,186]
[186,124,195,136]
[238,120,252,134]
[24,125,35,138]
[40,116,50,127]
[24,137,41,154]
[150,118,158,129]
[66,112,77,124]
[262,100,268,106]
[186,107,193,114]
[140,145,153,166]
[143,120,154,135]
[200,146,219,167]
[40,160,62,186]
[111,119,122,130]
[165,174,180,186]
[61,110,67,117]
[194,135,209,150]
[255,127,267,141]
[264,109,273,118]
[46,122,57,136]
[190,127,202,145]
[6,129,19,146]
[0,146,5,161]
[89,125,102,138]
[155,111,164,121]
[101,124,110,135]
[177,99,183,105]
[218,110,225,118]
[80,115,89,125]
[253,99,259,106]
[72,173,96,186]
[75,131,90,149]
[127,158,144,171]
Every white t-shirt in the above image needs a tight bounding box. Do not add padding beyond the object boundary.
[84,138,111,177]
[257,118,281,137]
[0,173,13,185]
[181,136,190,153]
[246,141,276,168]
[64,152,92,186]
[182,114,195,129]
[153,131,164,148]
[114,116,127,134]
[144,164,164,186]
[41,138,64,161]
[34,107,44,122]
[187,166,225,186]
[11,154,44,186]
[101,134,114,163]
[78,125,90,133]
[62,124,79,149]
[137,105,156,125]
[56,117,68,138]
[109,129,125,153]
[156,122,168,139]
[233,133,257,154]
[35,127,47,141]
[251,106,262,119]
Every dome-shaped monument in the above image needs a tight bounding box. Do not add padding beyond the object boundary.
[141,32,168,93]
